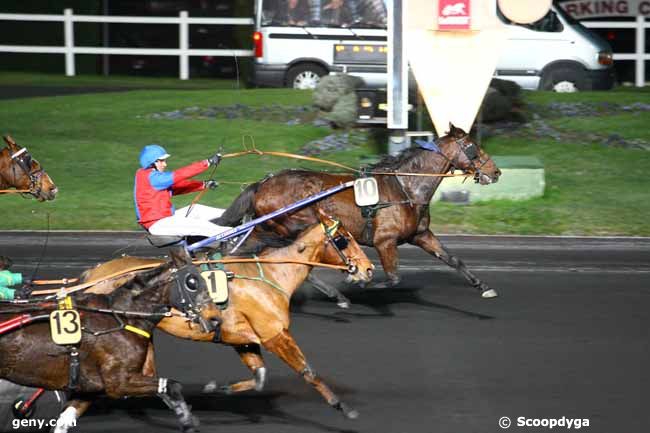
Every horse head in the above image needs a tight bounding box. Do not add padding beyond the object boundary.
[442,124,501,185]
[316,208,374,284]
[111,248,220,333]
[1,136,58,201]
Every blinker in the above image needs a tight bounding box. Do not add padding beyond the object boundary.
[463,143,479,161]
[333,235,349,250]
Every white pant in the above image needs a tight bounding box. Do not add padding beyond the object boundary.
[148,204,232,237]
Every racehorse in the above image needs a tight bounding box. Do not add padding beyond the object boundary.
[82,211,374,419]
[0,135,57,201]
[0,248,220,433]
[215,124,502,304]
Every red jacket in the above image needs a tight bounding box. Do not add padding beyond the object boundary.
[134,160,208,229]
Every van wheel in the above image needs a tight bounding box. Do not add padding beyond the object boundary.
[540,66,588,92]
[286,64,326,90]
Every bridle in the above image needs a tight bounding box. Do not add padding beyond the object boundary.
[321,219,358,275]
[453,135,494,183]
[3,147,47,198]
[169,264,212,327]
[419,135,493,183]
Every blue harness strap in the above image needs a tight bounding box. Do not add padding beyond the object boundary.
[415,139,442,155]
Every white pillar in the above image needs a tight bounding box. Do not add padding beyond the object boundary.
[635,15,645,87]
[64,8,75,76]
[179,11,189,80]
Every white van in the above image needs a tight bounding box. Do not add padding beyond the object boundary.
[251,1,614,92]
[495,3,614,91]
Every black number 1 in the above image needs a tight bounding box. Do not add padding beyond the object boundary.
[208,272,217,292]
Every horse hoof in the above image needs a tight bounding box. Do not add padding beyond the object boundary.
[337,300,351,309]
[481,288,498,298]
[203,381,231,394]
[335,401,359,419]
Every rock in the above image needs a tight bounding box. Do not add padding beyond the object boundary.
[313,74,363,111]
[323,92,358,128]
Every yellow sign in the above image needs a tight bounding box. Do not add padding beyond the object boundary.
[201,270,229,304]
[49,310,82,345]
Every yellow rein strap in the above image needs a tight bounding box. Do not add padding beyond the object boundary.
[124,325,151,339]
[0,189,30,194]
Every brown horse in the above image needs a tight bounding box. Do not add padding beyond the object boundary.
[82,211,374,419]
[0,135,57,201]
[216,124,502,304]
[0,248,220,433]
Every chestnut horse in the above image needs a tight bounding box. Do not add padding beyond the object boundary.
[0,248,220,433]
[82,211,374,419]
[216,124,502,304]
[0,135,57,201]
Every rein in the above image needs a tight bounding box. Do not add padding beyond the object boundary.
[30,258,352,297]
[222,140,471,179]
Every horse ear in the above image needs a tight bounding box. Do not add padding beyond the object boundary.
[169,247,192,267]
[3,135,19,152]
[315,207,329,223]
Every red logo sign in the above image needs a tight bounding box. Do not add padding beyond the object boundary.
[438,0,471,30]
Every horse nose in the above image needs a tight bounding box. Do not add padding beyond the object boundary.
[496,169,502,178]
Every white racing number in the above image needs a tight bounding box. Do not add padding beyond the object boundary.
[201,270,229,304]
[49,310,82,345]
[354,177,379,206]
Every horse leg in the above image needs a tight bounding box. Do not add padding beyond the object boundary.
[411,230,498,298]
[307,273,351,309]
[263,329,359,419]
[373,239,401,288]
[102,370,198,432]
[52,399,91,433]
[142,341,156,377]
[203,343,267,394]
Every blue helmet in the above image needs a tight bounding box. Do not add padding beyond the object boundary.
[139,144,170,168]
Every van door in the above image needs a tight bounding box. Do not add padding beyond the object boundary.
[496,8,571,90]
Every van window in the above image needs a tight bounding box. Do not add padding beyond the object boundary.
[261,0,387,28]
[498,8,564,33]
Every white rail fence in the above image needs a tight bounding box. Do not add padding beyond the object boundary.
[0,10,647,86]
[583,16,648,87]
[0,9,254,80]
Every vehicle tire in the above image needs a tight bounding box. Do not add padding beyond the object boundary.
[0,381,66,432]
[540,65,589,92]
[286,64,327,90]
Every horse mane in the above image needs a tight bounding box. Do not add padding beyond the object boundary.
[228,224,309,256]
[366,146,426,171]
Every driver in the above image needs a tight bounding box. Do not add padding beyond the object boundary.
[0,256,32,300]
[134,144,232,238]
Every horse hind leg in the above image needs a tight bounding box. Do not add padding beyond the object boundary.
[412,230,498,298]
[307,273,351,309]
[263,329,359,419]
[203,344,267,394]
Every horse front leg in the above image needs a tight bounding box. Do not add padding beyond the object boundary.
[52,399,91,433]
[373,239,401,288]
[307,273,351,309]
[411,230,498,298]
[103,372,198,433]
[263,329,359,419]
[203,343,267,394]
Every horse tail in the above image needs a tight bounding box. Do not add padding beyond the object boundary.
[214,181,261,226]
